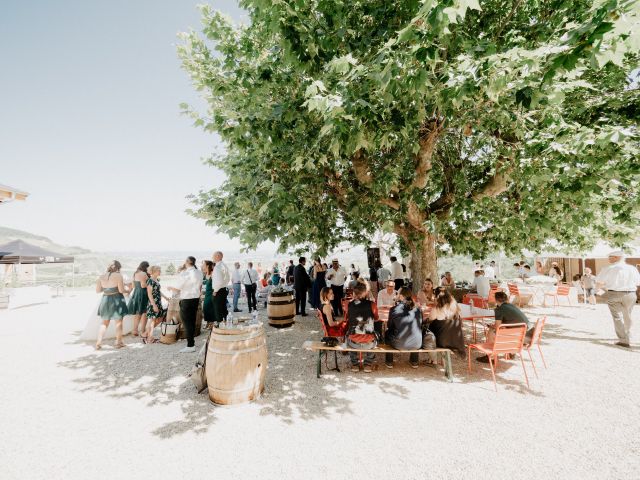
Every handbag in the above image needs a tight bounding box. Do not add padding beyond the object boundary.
[321,336,340,347]
[160,321,180,344]
[190,332,212,393]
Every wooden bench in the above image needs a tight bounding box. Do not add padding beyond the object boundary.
[302,341,454,382]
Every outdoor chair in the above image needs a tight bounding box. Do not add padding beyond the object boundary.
[523,317,547,378]
[315,309,341,372]
[543,284,571,307]
[507,283,533,308]
[467,323,530,392]
[464,294,489,309]
[487,286,503,306]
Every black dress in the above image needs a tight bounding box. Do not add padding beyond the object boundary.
[310,270,325,309]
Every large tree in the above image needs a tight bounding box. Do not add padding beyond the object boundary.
[179,0,639,289]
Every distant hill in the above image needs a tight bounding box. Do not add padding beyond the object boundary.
[0,226,91,255]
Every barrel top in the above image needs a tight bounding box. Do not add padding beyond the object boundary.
[212,322,264,335]
[269,291,293,298]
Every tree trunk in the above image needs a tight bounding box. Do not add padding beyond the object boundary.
[408,234,438,293]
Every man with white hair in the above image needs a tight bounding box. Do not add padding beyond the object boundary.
[596,250,640,348]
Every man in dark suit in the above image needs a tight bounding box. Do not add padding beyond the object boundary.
[293,256,311,317]
[286,259,295,285]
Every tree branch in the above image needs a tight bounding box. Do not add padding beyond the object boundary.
[471,170,511,201]
[352,149,373,186]
[411,119,443,189]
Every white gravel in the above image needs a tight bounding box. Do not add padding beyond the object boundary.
[0,291,638,480]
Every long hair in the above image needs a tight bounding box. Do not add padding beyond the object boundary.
[320,287,332,304]
[106,260,121,277]
[203,260,214,275]
[135,261,149,275]
[434,287,454,310]
[397,286,415,310]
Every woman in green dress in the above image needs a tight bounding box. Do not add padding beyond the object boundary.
[202,260,215,328]
[128,261,149,338]
[143,265,171,343]
[95,260,129,350]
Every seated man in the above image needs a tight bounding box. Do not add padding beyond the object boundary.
[470,270,491,298]
[477,291,534,363]
[376,280,396,307]
[522,264,532,278]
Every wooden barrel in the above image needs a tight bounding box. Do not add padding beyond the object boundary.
[267,291,295,328]
[205,323,268,405]
[166,298,203,339]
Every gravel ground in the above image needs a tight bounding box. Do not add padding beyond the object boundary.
[0,292,638,480]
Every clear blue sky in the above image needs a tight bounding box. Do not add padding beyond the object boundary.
[0,0,255,252]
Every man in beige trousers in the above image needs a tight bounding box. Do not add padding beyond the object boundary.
[597,250,640,348]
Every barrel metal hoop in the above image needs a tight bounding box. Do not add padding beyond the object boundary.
[267,314,295,321]
[268,299,295,305]
[208,345,265,355]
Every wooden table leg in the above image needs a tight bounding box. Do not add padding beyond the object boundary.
[445,351,453,382]
[317,351,323,378]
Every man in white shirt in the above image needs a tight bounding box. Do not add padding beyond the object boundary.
[377,281,396,307]
[377,262,391,290]
[471,270,491,298]
[212,251,231,324]
[596,250,640,348]
[484,261,496,279]
[326,259,347,314]
[168,256,203,352]
[241,262,259,313]
[389,256,404,289]
[231,262,243,312]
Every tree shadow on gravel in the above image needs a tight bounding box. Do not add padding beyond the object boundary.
[59,314,548,438]
[542,323,638,353]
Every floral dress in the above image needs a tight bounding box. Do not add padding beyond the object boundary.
[146,277,167,320]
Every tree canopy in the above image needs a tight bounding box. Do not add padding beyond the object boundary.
[179,0,639,283]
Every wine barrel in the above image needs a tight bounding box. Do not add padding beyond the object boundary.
[205,323,268,405]
[267,291,295,328]
[166,298,203,339]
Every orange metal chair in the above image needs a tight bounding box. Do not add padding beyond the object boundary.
[487,286,503,306]
[467,323,530,391]
[523,317,547,378]
[507,283,533,308]
[543,284,571,307]
[463,293,488,309]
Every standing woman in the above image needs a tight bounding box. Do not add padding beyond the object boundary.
[128,261,150,338]
[310,258,326,309]
[143,266,171,343]
[95,260,129,350]
[271,262,281,286]
[202,260,215,328]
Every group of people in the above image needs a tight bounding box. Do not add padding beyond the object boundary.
[316,274,535,372]
[94,249,638,358]
[95,252,234,352]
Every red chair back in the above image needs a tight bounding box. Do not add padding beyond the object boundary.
[493,324,527,355]
[528,316,546,346]
[316,309,329,337]
[487,287,503,304]
[556,284,570,296]
[507,283,520,296]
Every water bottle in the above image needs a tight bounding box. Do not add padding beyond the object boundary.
[252,310,258,325]
[226,312,233,329]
